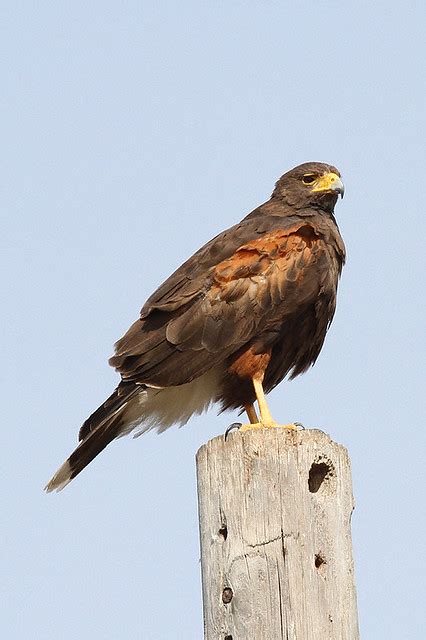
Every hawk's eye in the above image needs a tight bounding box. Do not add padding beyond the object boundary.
[302,174,317,185]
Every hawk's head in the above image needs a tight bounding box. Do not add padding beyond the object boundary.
[273,162,344,211]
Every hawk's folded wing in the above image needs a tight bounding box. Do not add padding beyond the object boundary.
[109,217,332,387]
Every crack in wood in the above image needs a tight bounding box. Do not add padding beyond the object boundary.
[245,531,296,549]
[277,558,285,639]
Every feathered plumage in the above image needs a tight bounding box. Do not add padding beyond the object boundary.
[45,162,345,492]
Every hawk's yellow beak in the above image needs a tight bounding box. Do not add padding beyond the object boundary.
[311,172,345,197]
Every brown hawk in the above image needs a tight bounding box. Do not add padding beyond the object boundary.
[46,162,345,491]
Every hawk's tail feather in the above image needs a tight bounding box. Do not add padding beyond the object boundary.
[44,383,141,492]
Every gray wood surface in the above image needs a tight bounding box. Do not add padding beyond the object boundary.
[196,428,359,640]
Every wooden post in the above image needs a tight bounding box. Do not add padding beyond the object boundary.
[196,428,359,640]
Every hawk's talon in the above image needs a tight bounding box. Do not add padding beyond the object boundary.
[224,422,242,440]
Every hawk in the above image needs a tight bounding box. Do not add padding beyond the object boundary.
[46,162,345,492]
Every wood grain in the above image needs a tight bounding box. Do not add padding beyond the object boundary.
[196,428,359,640]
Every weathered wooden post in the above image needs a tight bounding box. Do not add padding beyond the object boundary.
[196,428,359,640]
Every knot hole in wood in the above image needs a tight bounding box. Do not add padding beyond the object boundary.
[218,524,228,540]
[308,456,336,494]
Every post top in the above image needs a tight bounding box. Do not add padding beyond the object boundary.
[197,427,348,461]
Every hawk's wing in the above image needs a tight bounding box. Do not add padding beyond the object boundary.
[110,215,334,387]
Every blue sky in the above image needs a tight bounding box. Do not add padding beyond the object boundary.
[2,2,425,638]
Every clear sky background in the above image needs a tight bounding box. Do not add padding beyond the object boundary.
[2,2,425,638]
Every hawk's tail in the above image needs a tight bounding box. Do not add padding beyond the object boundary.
[44,382,141,492]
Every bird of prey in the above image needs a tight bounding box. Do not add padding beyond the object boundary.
[45,162,345,492]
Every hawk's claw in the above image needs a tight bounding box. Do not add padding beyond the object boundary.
[224,422,242,440]
[225,421,304,439]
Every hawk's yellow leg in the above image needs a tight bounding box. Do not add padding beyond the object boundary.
[240,375,298,432]
[244,403,259,424]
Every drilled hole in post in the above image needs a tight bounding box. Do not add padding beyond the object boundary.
[308,462,331,493]
[218,525,228,540]
[315,553,326,570]
[224,636,233,640]
[222,587,233,604]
